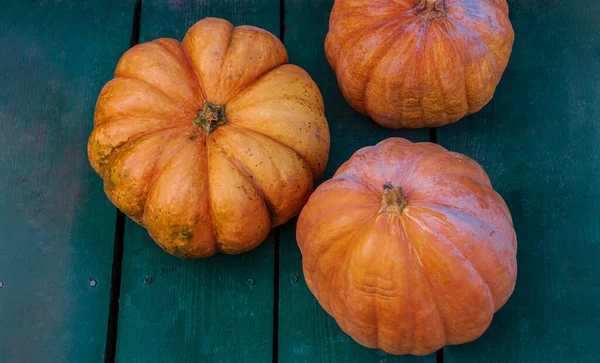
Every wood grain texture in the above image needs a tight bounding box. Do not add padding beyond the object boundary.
[439,1,600,362]
[0,1,134,362]
[279,1,432,361]
[115,1,280,362]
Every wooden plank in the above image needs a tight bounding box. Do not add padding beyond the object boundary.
[278,1,432,362]
[0,1,134,362]
[115,1,280,362]
[439,1,600,362]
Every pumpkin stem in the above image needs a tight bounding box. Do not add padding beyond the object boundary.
[193,100,228,134]
[415,0,446,22]
[379,182,408,216]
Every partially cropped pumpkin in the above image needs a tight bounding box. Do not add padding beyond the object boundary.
[325,0,514,128]
[297,138,516,355]
[89,18,330,258]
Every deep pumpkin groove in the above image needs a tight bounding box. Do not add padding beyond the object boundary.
[403,210,495,344]
[354,19,414,113]
[117,74,198,115]
[414,191,513,233]
[363,19,424,125]
[331,18,389,70]
[93,79,191,128]
[448,20,499,113]
[115,41,204,111]
[400,220,448,347]
[226,123,315,182]
[430,25,453,123]
[419,202,516,252]
[410,172,512,221]
[216,27,236,92]
[95,124,189,177]
[419,205,516,290]
[225,65,328,181]
[104,127,191,218]
[403,209,494,296]
[225,98,326,179]
[209,137,273,222]
[437,19,471,112]
[211,124,314,227]
[228,75,325,114]
[141,134,204,225]
[398,219,447,349]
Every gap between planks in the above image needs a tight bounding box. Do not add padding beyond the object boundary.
[104,1,142,362]
[272,2,286,362]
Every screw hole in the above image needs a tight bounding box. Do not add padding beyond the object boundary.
[88,277,97,289]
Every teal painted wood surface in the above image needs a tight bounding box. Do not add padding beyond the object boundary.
[1,1,598,362]
[115,1,280,362]
[438,1,600,362]
[277,1,432,362]
[0,1,133,362]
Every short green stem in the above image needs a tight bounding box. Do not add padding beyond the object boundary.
[192,100,228,134]
[379,182,408,215]
[415,0,446,22]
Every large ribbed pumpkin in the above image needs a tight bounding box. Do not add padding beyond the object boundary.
[297,138,517,355]
[88,18,330,258]
[325,0,514,128]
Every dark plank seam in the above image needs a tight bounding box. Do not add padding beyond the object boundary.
[279,0,285,44]
[104,1,142,362]
[273,227,281,363]
[437,347,444,363]
[429,127,438,144]
[272,2,285,362]
[104,211,126,363]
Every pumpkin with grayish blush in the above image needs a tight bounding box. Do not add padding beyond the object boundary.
[297,138,517,355]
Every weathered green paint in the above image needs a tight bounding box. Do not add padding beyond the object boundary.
[115,1,280,362]
[3,0,598,362]
[439,1,600,362]
[117,226,276,362]
[278,1,432,362]
[0,1,133,362]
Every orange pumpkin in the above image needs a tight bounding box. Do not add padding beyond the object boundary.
[325,0,514,128]
[88,18,330,258]
[297,138,517,355]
